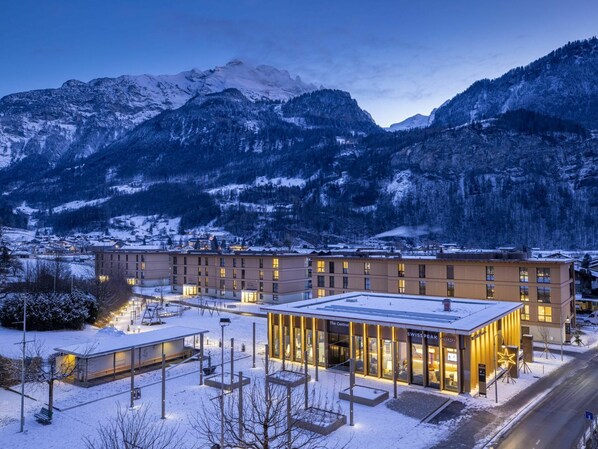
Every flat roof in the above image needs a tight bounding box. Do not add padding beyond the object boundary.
[262,292,521,335]
[55,326,208,358]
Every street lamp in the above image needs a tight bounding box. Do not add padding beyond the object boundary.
[219,317,231,448]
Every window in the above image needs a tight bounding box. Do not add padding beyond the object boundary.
[173,275,177,284]
[273,270,279,281]
[447,282,455,297]
[520,285,529,301]
[220,268,226,278]
[317,276,325,288]
[343,261,349,274]
[259,282,263,292]
[241,258,245,268]
[537,267,551,283]
[317,260,325,273]
[172,256,177,265]
[273,258,279,269]
[537,287,551,303]
[241,281,246,289]
[329,261,335,273]
[273,294,279,302]
[173,266,178,275]
[183,256,187,265]
[259,258,264,269]
[447,265,454,280]
[419,280,426,295]
[232,258,237,268]
[521,304,530,321]
[233,269,237,279]
[486,266,494,281]
[219,279,225,296]
[329,276,335,288]
[219,257,225,267]
[183,267,187,275]
[273,283,279,293]
[398,263,405,277]
[343,276,349,289]
[242,269,245,279]
[398,279,405,294]
[364,278,371,290]
[204,257,209,266]
[364,262,371,275]
[538,306,552,323]
[486,284,495,299]
[419,264,426,278]
[519,267,529,283]
[259,270,264,280]
[317,289,326,298]
[233,280,237,290]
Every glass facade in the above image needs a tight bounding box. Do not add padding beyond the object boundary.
[267,307,521,396]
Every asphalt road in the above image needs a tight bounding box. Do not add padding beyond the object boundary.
[494,349,598,449]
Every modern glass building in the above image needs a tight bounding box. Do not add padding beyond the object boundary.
[263,292,521,394]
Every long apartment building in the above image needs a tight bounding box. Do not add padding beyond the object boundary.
[94,246,170,287]
[170,251,311,304]
[311,250,575,342]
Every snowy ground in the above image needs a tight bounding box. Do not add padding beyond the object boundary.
[1,304,597,449]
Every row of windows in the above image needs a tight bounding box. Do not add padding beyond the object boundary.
[174,276,278,293]
[173,256,280,269]
[520,305,552,322]
[102,253,145,262]
[316,261,554,283]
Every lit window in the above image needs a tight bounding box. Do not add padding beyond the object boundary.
[398,263,405,277]
[220,268,226,278]
[398,279,405,293]
[520,285,529,301]
[486,284,495,299]
[519,267,528,283]
[273,258,279,269]
[537,267,551,283]
[364,262,371,275]
[538,306,552,323]
[521,304,530,321]
[317,288,326,298]
[317,261,325,273]
[273,270,279,281]
[343,261,349,274]
[259,270,264,280]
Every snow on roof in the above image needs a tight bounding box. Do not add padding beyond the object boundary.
[262,292,521,335]
[54,326,207,358]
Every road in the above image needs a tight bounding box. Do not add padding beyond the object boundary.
[494,349,598,449]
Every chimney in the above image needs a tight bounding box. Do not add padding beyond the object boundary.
[443,298,451,312]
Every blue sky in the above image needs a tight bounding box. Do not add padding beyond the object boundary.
[1,0,597,126]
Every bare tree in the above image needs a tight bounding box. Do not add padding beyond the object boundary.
[191,370,349,449]
[537,326,556,359]
[84,404,187,449]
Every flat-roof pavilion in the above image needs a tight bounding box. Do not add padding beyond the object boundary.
[263,292,521,395]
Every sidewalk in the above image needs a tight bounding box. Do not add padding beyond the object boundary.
[429,348,598,449]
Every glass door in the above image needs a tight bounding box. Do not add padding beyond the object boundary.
[427,346,440,389]
[411,343,424,385]
[443,348,459,392]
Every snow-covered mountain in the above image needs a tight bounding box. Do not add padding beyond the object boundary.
[0,60,317,169]
[430,37,598,129]
[386,113,429,132]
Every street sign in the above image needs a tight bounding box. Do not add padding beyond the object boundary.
[478,364,487,397]
[585,411,594,420]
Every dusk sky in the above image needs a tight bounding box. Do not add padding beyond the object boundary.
[1,0,597,126]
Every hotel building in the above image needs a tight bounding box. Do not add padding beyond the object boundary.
[170,251,311,304]
[264,292,521,394]
[94,246,170,287]
[311,251,575,342]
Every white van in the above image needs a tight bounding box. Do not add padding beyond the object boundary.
[579,311,598,325]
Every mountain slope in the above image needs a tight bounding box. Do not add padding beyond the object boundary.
[387,114,429,132]
[0,60,316,169]
[431,37,598,129]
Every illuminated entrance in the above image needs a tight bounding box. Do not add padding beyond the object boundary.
[242,290,258,303]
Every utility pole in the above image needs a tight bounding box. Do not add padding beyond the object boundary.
[20,295,27,433]
[161,353,166,419]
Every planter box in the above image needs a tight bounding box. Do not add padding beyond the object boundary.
[339,385,389,407]
[293,407,346,435]
[267,370,311,388]
[205,372,251,391]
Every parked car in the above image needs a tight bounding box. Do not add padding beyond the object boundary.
[578,311,598,325]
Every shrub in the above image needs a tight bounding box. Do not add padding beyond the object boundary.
[0,290,97,331]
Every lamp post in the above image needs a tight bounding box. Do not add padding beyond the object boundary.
[219,317,231,449]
